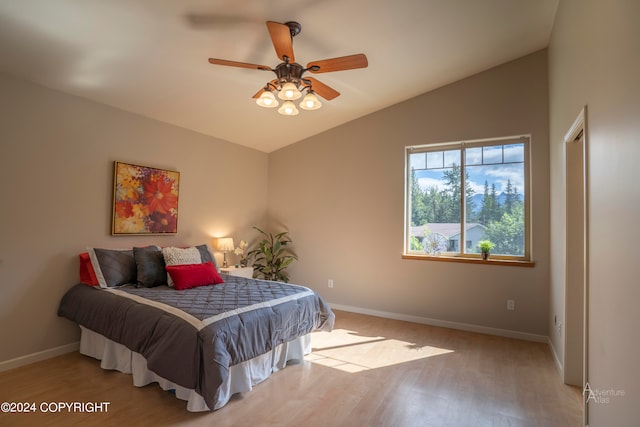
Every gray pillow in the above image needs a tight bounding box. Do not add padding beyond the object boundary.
[196,244,219,271]
[134,246,167,287]
[87,247,136,288]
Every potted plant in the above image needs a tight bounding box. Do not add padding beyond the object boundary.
[478,240,495,260]
[247,226,298,282]
[234,239,249,267]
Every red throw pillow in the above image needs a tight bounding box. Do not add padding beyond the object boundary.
[166,262,224,290]
[79,252,99,286]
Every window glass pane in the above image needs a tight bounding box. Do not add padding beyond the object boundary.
[482,145,503,164]
[465,147,482,166]
[464,152,525,256]
[504,143,525,163]
[444,150,460,167]
[410,152,426,170]
[426,152,443,169]
[408,150,462,255]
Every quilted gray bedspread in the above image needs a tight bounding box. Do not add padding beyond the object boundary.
[58,276,334,410]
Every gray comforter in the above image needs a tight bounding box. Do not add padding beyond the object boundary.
[58,276,334,410]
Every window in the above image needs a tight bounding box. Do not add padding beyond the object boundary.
[405,136,530,260]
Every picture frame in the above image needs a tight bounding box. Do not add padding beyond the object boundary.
[112,161,180,235]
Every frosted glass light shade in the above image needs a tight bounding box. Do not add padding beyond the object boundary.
[299,92,322,110]
[278,82,302,100]
[278,100,299,115]
[256,91,279,108]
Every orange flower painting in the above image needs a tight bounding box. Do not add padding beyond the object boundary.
[112,162,179,235]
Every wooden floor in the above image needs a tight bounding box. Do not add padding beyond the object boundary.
[0,310,582,426]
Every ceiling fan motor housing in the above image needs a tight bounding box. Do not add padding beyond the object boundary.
[275,62,304,87]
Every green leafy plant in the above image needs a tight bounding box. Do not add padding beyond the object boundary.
[247,226,298,283]
[478,239,495,254]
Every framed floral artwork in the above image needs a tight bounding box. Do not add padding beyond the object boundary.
[112,161,180,235]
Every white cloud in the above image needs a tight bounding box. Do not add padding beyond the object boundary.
[417,177,443,191]
[484,164,525,191]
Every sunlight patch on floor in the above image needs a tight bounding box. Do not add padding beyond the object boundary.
[306,328,454,373]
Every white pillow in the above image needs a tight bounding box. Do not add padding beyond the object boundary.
[162,246,202,287]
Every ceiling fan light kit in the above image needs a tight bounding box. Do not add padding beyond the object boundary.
[208,21,368,116]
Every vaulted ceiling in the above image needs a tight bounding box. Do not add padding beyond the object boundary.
[0,0,558,152]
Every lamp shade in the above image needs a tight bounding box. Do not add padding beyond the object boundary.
[299,92,322,110]
[256,91,279,108]
[278,100,299,116]
[278,82,302,100]
[217,237,235,252]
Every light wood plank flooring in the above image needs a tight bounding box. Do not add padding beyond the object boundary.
[0,310,582,426]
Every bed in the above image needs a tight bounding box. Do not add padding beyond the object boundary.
[57,245,334,411]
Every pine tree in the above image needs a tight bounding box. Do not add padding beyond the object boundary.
[489,183,500,222]
[479,180,491,225]
[410,168,428,226]
[504,179,516,214]
[423,186,442,223]
[441,165,461,222]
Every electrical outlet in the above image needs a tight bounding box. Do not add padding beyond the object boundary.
[328,279,334,288]
[507,299,515,311]
[557,321,562,335]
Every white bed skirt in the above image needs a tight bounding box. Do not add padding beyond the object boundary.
[79,326,311,411]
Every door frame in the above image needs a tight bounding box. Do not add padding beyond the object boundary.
[563,106,589,423]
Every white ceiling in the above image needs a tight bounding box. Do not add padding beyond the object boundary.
[0,0,558,153]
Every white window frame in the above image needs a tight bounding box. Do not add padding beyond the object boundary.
[404,135,531,262]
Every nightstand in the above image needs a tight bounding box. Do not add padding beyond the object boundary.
[219,266,254,279]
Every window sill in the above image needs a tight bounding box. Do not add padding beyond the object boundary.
[402,254,535,267]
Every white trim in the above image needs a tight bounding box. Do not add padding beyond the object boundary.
[329,303,548,343]
[106,287,315,331]
[87,247,108,288]
[408,134,530,151]
[548,336,564,376]
[0,342,79,373]
[106,288,203,329]
[201,291,314,328]
[563,108,585,143]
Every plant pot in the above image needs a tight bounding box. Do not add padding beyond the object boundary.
[482,252,489,260]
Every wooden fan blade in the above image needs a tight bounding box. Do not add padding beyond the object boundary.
[208,58,271,71]
[266,21,295,62]
[252,80,279,98]
[307,54,368,73]
[252,87,266,99]
[304,77,340,100]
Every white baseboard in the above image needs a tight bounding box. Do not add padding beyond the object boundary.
[329,303,548,343]
[547,337,564,376]
[0,342,79,373]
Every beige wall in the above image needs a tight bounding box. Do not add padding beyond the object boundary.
[268,50,550,336]
[549,0,640,424]
[0,72,269,363]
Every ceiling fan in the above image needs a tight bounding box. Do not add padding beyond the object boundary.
[208,21,368,115]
